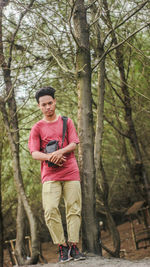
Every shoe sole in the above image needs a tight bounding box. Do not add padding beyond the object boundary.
[59,257,73,264]
[73,257,86,261]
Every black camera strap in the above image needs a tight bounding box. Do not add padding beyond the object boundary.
[61,116,68,148]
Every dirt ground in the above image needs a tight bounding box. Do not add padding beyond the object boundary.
[102,220,150,260]
[3,220,150,266]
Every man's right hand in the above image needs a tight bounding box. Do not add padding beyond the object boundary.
[47,152,66,167]
[32,150,66,167]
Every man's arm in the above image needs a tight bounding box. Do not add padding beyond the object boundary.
[47,142,77,165]
[31,142,77,166]
[59,142,77,155]
[32,151,52,161]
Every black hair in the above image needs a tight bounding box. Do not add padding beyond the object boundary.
[35,86,56,103]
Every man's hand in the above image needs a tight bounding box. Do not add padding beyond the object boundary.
[47,150,66,166]
[32,143,76,166]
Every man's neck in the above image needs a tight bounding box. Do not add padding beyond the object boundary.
[43,114,58,123]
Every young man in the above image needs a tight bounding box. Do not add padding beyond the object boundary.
[28,86,85,263]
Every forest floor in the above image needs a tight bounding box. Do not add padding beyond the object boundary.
[3,220,150,267]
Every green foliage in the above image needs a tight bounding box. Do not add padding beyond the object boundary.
[1,0,150,241]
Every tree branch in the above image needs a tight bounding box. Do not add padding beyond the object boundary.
[92,22,150,71]
[68,1,81,48]
[104,116,129,139]
[108,22,150,54]
[8,0,36,69]
[102,0,149,46]
[85,0,99,10]
[106,76,127,107]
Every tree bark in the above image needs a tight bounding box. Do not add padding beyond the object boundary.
[90,1,120,256]
[95,54,120,258]
[103,0,150,206]
[15,196,28,262]
[0,118,4,267]
[0,1,39,264]
[0,101,40,265]
[105,88,143,199]
[72,0,101,254]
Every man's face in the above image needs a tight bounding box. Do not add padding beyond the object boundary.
[38,95,56,118]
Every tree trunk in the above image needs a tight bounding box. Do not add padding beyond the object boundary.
[95,59,120,257]
[0,118,4,267]
[107,95,143,199]
[0,102,40,265]
[0,1,39,264]
[103,0,150,206]
[72,0,101,254]
[15,196,29,262]
[115,35,150,206]
[101,204,121,257]
[91,1,120,256]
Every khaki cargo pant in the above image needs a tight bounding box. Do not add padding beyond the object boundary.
[42,180,81,244]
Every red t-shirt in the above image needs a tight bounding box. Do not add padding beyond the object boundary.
[28,116,80,183]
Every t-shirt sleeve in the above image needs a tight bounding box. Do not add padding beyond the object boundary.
[28,124,41,153]
[67,118,79,144]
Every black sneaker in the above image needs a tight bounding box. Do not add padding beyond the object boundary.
[59,245,72,263]
[70,245,86,261]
